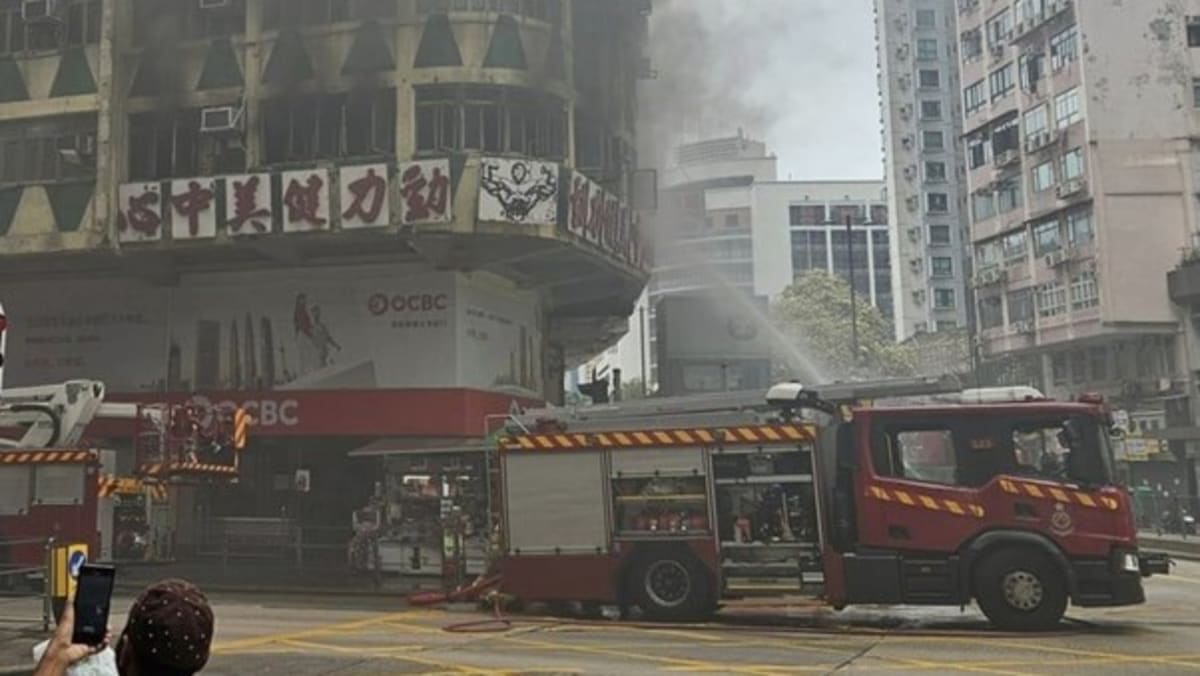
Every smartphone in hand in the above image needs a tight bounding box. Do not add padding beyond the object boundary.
[72,564,115,646]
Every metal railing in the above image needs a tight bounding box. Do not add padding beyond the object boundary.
[1132,494,1200,537]
[0,536,53,631]
[196,519,351,572]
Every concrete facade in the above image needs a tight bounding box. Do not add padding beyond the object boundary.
[876,0,973,339]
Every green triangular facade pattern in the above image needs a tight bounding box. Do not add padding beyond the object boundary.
[263,30,314,84]
[449,153,467,201]
[130,49,163,97]
[343,21,394,75]
[483,14,526,70]
[0,58,28,103]
[197,38,244,90]
[45,182,94,233]
[50,48,96,97]
[0,187,23,237]
[414,14,462,68]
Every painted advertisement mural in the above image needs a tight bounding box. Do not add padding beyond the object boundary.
[477,157,559,225]
[0,267,543,398]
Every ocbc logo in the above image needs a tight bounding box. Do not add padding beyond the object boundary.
[367,293,450,316]
[187,395,300,428]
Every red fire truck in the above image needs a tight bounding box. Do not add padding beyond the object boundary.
[495,378,1170,630]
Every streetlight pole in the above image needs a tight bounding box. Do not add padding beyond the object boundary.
[846,214,860,368]
[639,304,649,397]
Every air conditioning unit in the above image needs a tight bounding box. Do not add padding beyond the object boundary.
[909,258,923,273]
[976,267,1006,286]
[898,75,911,90]
[21,0,61,22]
[912,290,927,305]
[199,0,231,8]
[989,43,1006,59]
[899,104,913,120]
[897,44,910,59]
[1024,131,1051,153]
[906,195,920,211]
[1012,320,1035,334]
[907,227,921,243]
[1056,179,1085,198]
[903,165,917,180]
[200,105,243,134]
[993,149,1020,167]
[56,133,96,164]
[901,135,915,150]
[1045,250,1068,267]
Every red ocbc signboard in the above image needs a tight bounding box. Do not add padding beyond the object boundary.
[92,389,542,439]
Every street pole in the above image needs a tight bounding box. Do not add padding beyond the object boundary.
[846,214,860,368]
[639,304,648,397]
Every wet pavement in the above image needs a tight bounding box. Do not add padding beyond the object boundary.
[2,560,1199,674]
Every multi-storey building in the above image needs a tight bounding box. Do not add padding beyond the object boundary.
[876,0,973,339]
[581,136,892,395]
[0,0,651,546]
[956,0,1200,491]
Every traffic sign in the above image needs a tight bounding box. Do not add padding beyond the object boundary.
[68,550,87,579]
[51,543,89,600]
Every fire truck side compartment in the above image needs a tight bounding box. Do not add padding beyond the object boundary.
[610,447,705,477]
[504,451,609,555]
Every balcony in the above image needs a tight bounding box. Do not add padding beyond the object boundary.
[1055,178,1088,201]
[1168,253,1200,306]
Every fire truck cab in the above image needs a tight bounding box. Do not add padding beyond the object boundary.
[495,378,1169,630]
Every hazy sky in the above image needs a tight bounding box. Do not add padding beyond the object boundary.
[642,0,882,181]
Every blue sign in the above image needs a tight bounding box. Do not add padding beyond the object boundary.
[68,551,87,579]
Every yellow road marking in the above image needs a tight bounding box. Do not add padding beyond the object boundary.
[911,634,1200,670]
[212,610,426,653]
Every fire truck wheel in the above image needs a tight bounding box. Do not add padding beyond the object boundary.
[628,549,714,622]
[973,547,1067,631]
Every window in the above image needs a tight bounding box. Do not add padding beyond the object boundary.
[923,130,945,151]
[920,100,943,119]
[992,118,1019,154]
[930,224,952,244]
[791,231,829,272]
[1019,52,1044,93]
[925,161,947,181]
[1055,88,1081,129]
[1190,21,1200,47]
[2,0,101,54]
[724,213,740,228]
[1089,346,1109,381]
[1071,350,1087,384]
[919,69,941,89]
[1032,160,1056,192]
[0,115,98,186]
[937,320,958,331]
[967,133,988,168]
[961,28,983,62]
[418,0,562,23]
[932,256,953,277]
[1066,208,1094,244]
[33,465,83,506]
[1014,0,1044,23]
[135,0,246,44]
[980,295,1004,329]
[1070,271,1099,310]
[870,204,889,224]
[916,9,937,28]
[1050,26,1078,71]
[790,204,826,225]
[265,89,396,165]
[917,38,939,60]
[989,63,1015,101]
[1051,353,1068,384]
[262,0,396,29]
[1023,105,1049,138]
[1193,78,1200,108]
[1037,281,1067,318]
[964,80,987,115]
[1008,287,1035,323]
[927,192,949,213]
[997,181,1021,213]
[1032,218,1061,255]
[986,9,1012,46]
[830,204,867,224]
[972,192,996,220]
[976,239,1002,268]
[1062,147,1084,180]
[934,288,956,309]
[1003,229,1028,261]
[414,85,566,160]
[874,427,957,485]
[0,467,30,516]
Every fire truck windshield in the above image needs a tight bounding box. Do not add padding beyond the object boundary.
[1012,415,1114,487]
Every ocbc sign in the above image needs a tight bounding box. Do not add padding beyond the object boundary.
[187,395,300,428]
[368,292,450,316]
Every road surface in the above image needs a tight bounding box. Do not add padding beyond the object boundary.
[3,560,1199,674]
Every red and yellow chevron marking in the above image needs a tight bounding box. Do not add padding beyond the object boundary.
[98,475,169,500]
[867,485,986,519]
[0,450,97,465]
[138,462,238,476]
[233,408,251,451]
[500,424,816,452]
[998,478,1119,511]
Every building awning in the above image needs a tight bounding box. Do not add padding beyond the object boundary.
[348,437,490,458]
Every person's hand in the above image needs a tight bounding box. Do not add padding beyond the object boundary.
[33,603,109,676]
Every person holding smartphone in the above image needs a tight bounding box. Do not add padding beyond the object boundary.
[35,579,214,676]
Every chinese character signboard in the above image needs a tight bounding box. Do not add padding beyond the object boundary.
[170,178,218,240]
[340,164,391,229]
[478,157,559,226]
[565,170,647,270]
[282,169,331,233]
[225,174,273,237]
[398,159,453,226]
[117,183,164,243]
